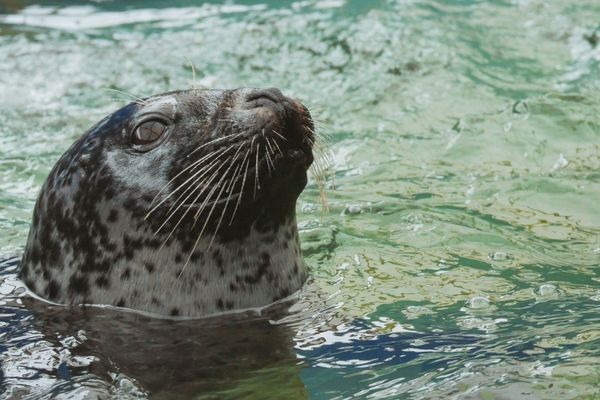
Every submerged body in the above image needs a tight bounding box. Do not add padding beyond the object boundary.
[19,88,314,317]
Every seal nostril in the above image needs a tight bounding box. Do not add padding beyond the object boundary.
[245,88,283,105]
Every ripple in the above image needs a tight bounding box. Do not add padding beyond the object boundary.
[1,0,600,398]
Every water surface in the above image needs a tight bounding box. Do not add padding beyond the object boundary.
[1,0,600,398]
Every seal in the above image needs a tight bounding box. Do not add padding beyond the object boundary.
[19,87,314,317]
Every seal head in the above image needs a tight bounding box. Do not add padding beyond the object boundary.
[19,88,314,317]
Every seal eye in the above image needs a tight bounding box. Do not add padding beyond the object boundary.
[131,117,169,152]
[134,120,166,144]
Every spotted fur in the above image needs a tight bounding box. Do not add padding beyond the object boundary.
[19,88,314,317]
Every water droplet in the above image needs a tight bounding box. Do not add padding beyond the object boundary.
[468,296,490,309]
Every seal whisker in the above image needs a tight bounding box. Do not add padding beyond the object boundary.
[159,164,227,249]
[264,133,276,157]
[164,156,224,216]
[254,142,261,198]
[161,156,232,248]
[180,180,229,277]
[225,141,252,222]
[157,145,237,232]
[260,133,274,176]
[154,160,223,238]
[187,131,245,158]
[271,129,287,141]
[264,143,275,176]
[229,153,251,225]
[205,160,241,253]
[226,163,242,194]
[178,146,241,221]
[239,140,253,178]
[187,150,227,176]
[270,136,283,155]
[307,131,333,211]
[146,147,229,215]
[192,146,244,222]
[102,88,147,105]
[186,57,197,88]
[147,150,227,219]
[186,147,244,252]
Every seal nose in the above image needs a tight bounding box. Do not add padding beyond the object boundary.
[245,88,285,107]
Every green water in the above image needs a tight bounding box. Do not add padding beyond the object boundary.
[1,0,599,399]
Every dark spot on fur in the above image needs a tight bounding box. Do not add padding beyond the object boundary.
[190,251,202,263]
[25,278,36,292]
[216,298,224,310]
[45,280,60,300]
[68,275,89,296]
[170,308,179,317]
[116,298,125,307]
[212,249,223,267]
[145,238,161,248]
[108,209,118,222]
[151,297,161,306]
[244,252,271,285]
[121,268,131,280]
[144,263,155,273]
[95,275,109,288]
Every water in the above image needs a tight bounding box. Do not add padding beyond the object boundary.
[1,0,600,398]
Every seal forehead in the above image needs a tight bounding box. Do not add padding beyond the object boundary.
[137,95,179,119]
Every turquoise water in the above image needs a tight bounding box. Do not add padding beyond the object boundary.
[1,0,600,398]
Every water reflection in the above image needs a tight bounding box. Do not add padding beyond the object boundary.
[1,0,600,398]
[1,260,307,399]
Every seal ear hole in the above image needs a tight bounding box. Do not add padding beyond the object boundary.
[132,120,169,151]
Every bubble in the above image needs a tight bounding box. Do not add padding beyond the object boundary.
[538,284,557,296]
[345,204,362,214]
[489,251,507,261]
[468,296,490,309]
[301,204,318,214]
[402,306,434,319]
[550,153,568,172]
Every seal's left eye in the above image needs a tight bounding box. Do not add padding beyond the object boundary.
[134,120,167,146]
